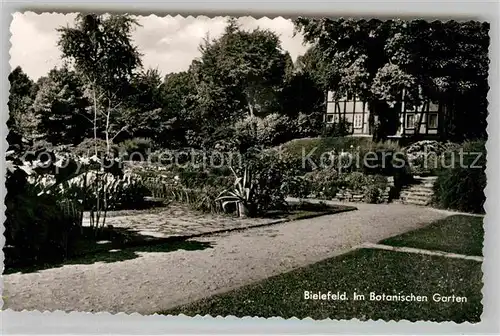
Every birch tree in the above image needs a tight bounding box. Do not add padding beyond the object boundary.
[57,14,142,231]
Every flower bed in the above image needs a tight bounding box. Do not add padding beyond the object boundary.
[290,170,390,204]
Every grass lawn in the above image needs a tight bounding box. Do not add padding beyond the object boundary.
[162,248,482,323]
[380,215,484,256]
[278,137,375,162]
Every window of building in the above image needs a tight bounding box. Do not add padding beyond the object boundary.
[354,114,363,128]
[406,114,415,128]
[428,113,438,128]
[354,101,364,113]
[429,102,439,112]
[326,114,334,123]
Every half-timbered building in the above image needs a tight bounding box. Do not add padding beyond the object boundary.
[325,90,444,138]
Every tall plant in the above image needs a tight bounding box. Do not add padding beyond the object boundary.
[57,14,142,232]
[216,167,256,218]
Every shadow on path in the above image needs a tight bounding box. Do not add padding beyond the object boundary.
[5,239,213,275]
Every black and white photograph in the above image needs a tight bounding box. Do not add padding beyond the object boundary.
[3,12,490,323]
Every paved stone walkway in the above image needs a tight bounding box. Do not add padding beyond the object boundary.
[82,204,287,238]
[4,201,453,314]
[361,243,484,262]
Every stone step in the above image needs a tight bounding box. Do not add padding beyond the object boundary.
[401,201,431,207]
[400,191,433,198]
[400,194,431,201]
[414,176,438,181]
[401,185,434,192]
[400,197,432,204]
[400,198,430,206]
[400,193,432,199]
[409,182,435,188]
[401,186,433,191]
[400,199,431,206]
[399,196,432,202]
[401,185,434,190]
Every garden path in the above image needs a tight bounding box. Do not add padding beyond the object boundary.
[4,201,451,314]
[81,204,288,239]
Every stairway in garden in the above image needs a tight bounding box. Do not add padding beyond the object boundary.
[397,176,437,206]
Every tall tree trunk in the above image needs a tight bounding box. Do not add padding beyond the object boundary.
[92,83,98,157]
[105,99,111,156]
[413,102,427,139]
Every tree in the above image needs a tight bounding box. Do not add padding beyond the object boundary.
[8,66,38,148]
[32,67,92,145]
[192,19,289,127]
[118,68,165,144]
[281,46,325,118]
[57,13,142,154]
[57,13,142,232]
[161,71,201,148]
[294,18,489,141]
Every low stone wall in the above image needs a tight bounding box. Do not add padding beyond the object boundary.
[334,186,391,204]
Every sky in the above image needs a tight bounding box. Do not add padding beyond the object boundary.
[10,12,310,81]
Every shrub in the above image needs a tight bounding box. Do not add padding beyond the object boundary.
[321,118,351,138]
[177,167,233,190]
[194,185,227,213]
[4,154,82,268]
[258,113,291,146]
[5,185,82,268]
[303,169,340,199]
[61,172,150,211]
[293,112,323,138]
[341,172,388,204]
[202,126,238,151]
[404,140,460,176]
[279,136,375,172]
[234,115,260,151]
[185,129,206,149]
[131,162,235,214]
[283,175,311,199]
[234,114,291,151]
[217,150,302,216]
[343,171,369,190]
[72,138,120,157]
[246,153,292,214]
[169,185,227,214]
[433,140,486,213]
[118,137,152,161]
[391,156,414,198]
[216,167,258,217]
[364,185,382,204]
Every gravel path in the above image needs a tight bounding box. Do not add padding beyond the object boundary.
[3,201,451,314]
[82,203,288,238]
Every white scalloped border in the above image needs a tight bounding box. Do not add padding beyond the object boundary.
[2,6,499,333]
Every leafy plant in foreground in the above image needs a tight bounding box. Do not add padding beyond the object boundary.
[216,167,256,218]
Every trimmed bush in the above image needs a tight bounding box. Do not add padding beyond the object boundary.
[404,140,461,176]
[433,140,486,214]
[302,169,340,199]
